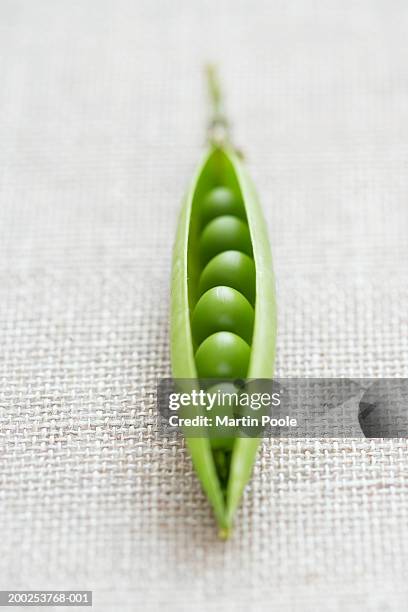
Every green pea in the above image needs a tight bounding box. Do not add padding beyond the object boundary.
[199,215,252,264]
[198,250,256,305]
[192,286,254,345]
[195,331,250,379]
[200,187,245,226]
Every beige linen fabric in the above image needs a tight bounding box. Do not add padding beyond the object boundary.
[1,1,408,610]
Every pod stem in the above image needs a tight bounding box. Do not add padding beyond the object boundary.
[205,64,231,147]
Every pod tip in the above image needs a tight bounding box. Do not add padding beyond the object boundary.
[218,527,231,540]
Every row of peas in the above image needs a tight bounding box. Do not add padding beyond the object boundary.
[191,186,256,380]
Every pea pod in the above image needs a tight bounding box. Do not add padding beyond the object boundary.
[170,67,276,537]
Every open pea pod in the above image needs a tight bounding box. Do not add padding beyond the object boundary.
[170,68,276,537]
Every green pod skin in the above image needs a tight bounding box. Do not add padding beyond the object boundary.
[170,146,276,536]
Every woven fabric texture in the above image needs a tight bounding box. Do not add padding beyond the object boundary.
[1,1,407,610]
